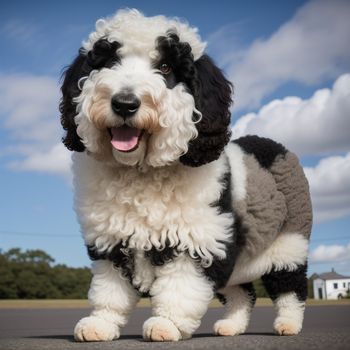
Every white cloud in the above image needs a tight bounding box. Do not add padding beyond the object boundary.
[232,73,350,156]
[304,153,350,223]
[309,243,350,263]
[217,0,350,111]
[231,72,350,224]
[9,143,72,178]
[0,73,71,178]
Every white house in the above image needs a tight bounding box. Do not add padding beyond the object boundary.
[313,269,350,300]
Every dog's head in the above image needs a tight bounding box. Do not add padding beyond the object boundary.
[60,9,232,168]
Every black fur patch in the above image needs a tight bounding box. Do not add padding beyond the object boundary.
[241,282,257,306]
[261,264,308,302]
[145,242,179,266]
[156,32,198,93]
[87,242,179,293]
[86,39,121,69]
[203,167,247,290]
[232,135,287,169]
[60,38,121,152]
[202,214,247,291]
[180,55,233,167]
[212,171,232,214]
[216,292,227,305]
[87,242,134,284]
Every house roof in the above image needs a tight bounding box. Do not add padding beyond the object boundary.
[318,271,350,280]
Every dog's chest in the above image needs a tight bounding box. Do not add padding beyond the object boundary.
[74,153,237,291]
[73,154,230,256]
[87,166,205,230]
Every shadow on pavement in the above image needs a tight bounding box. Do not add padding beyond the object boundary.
[241,332,276,336]
[25,332,277,342]
[24,335,75,342]
[192,332,276,338]
[25,334,144,342]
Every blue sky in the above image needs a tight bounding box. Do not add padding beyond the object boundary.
[1,0,350,276]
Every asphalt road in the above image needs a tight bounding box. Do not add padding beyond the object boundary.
[0,305,349,350]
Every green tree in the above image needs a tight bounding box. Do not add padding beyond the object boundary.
[0,248,91,299]
[0,254,17,298]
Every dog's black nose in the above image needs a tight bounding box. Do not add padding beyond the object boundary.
[111,93,141,118]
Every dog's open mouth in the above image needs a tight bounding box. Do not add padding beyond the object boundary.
[109,125,143,152]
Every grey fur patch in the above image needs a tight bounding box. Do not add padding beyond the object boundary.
[233,154,288,256]
[269,152,313,239]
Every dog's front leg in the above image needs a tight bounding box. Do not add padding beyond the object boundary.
[74,260,139,342]
[143,254,214,341]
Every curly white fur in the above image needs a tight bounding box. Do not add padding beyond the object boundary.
[214,285,255,336]
[226,233,309,286]
[149,255,214,338]
[82,9,206,61]
[273,292,305,335]
[74,260,140,341]
[73,152,232,266]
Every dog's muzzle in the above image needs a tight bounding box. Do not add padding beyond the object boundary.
[109,92,144,153]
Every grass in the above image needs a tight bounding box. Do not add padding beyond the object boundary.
[1,298,350,309]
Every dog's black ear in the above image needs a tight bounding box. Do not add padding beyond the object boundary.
[60,40,121,152]
[180,55,233,167]
[60,50,88,152]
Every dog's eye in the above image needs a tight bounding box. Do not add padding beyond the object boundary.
[159,63,172,75]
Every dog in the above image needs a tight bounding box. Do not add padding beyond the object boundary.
[60,9,312,342]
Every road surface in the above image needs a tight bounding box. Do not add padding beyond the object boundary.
[0,305,349,349]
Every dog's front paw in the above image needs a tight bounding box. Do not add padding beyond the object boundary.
[74,316,118,342]
[143,316,182,342]
[274,317,302,336]
[214,319,246,336]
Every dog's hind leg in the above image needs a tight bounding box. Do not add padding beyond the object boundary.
[74,260,140,342]
[213,283,256,336]
[261,264,308,335]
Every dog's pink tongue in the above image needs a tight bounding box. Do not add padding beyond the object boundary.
[110,126,141,151]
